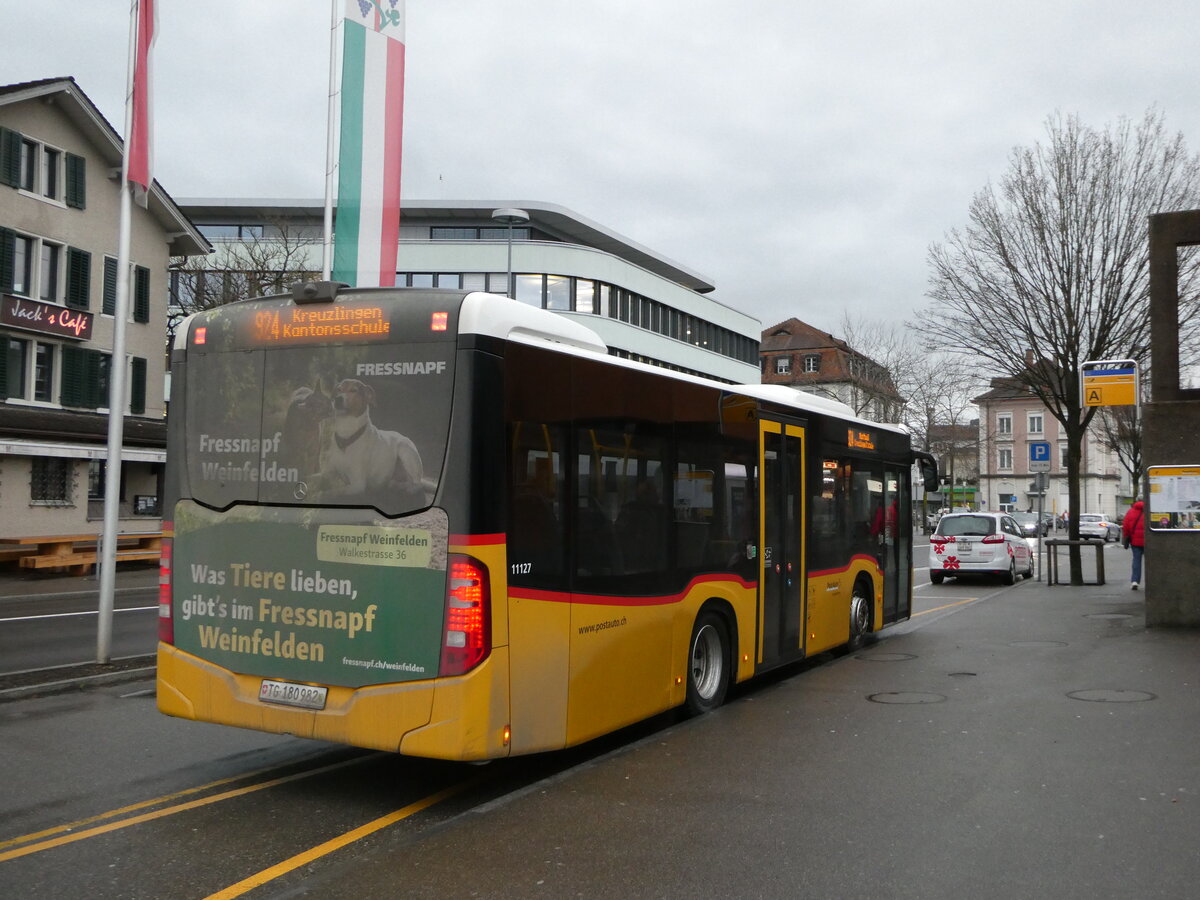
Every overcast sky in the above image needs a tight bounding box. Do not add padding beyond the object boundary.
[5,1,1198,335]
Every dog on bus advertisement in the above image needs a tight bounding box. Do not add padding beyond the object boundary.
[191,344,451,512]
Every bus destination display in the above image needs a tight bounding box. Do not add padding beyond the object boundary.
[250,304,392,345]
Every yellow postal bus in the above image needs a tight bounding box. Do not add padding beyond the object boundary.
[157,284,937,760]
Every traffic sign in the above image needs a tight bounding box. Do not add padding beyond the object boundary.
[1029,441,1051,473]
[1082,359,1138,407]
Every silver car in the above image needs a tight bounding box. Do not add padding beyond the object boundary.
[1076,513,1120,541]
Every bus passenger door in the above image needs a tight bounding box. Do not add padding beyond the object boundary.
[758,419,806,667]
[881,465,912,624]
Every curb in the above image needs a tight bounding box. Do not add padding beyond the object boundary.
[0,663,156,704]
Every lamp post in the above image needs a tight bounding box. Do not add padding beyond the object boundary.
[491,208,529,299]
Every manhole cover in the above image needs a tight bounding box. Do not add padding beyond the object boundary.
[1085,613,1133,620]
[1009,641,1068,648]
[1067,689,1156,703]
[868,691,946,705]
[855,652,917,662]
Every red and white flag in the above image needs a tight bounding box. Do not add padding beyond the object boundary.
[333,0,406,287]
[127,0,157,205]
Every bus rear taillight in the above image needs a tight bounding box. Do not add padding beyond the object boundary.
[439,555,490,676]
[158,525,174,644]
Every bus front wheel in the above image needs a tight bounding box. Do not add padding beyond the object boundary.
[686,611,730,715]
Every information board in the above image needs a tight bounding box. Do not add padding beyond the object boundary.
[1147,465,1200,531]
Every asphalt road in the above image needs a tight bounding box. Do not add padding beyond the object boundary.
[0,587,158,674]
[4,538,1195,900]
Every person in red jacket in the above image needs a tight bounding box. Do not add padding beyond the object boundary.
[1122,500,1146,590]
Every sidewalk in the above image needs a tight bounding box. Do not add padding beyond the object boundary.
[336,549,1200,898]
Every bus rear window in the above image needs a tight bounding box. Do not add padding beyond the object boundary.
[183,342,454,514]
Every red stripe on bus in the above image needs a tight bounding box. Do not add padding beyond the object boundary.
[808,554,883,579]
[449,533,506,546]
[509,573,757,607]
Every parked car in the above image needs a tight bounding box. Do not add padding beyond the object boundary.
[1011,511,1047,538]
[929,512,1035,584]
[1077,513,1121,541]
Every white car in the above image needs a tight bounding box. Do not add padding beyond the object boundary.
[929,512,1035,584]
[1076,513,1121,541]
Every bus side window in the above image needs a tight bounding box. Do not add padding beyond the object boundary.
[576,425,667,579]
[508,423,565,582]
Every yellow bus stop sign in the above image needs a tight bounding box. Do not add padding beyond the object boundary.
[1082,359,1138,407]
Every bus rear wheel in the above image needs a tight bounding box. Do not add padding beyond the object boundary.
[848,578,873,650]
[686,611,730,715]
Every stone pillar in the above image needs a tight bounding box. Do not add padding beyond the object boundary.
[1143,211,1200,626]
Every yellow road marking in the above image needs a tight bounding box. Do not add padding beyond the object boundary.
[0,756,368,863]
[0,759,321,851]
[913,597,978,616]
[204,780,478,900]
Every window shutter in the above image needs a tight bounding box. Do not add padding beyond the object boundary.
[0,128,21,188]
[65,247,91,309]
[103,257,118,315]
[0,227,14,293]
[60,347,107,410]
[65,153,86,208]
[89,351,108,409]
[134,265,150,322]
[130,356,147,414]
[61,345,85,407]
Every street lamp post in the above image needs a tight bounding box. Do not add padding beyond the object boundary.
[491,208,529,299]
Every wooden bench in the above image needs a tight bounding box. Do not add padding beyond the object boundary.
[0,546,36,564]
[2,531,162,575]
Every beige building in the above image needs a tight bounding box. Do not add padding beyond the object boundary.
[974,372,1127,519]
[0,77,207,537]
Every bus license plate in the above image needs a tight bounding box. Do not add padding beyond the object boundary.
[258,679,328,710]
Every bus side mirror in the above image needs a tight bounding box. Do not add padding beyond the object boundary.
[914,453,939,493]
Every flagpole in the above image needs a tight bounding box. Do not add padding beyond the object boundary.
[322,0,340,280]
[97,0,141,663]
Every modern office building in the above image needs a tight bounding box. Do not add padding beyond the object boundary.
[175,199,762,384]
[0,77,208,538]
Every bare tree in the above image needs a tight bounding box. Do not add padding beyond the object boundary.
[838,314,983,523]
[835,313,913,422]
[168,219,321,338]
[1093,404,1143,498]
[920,108,1200,582]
